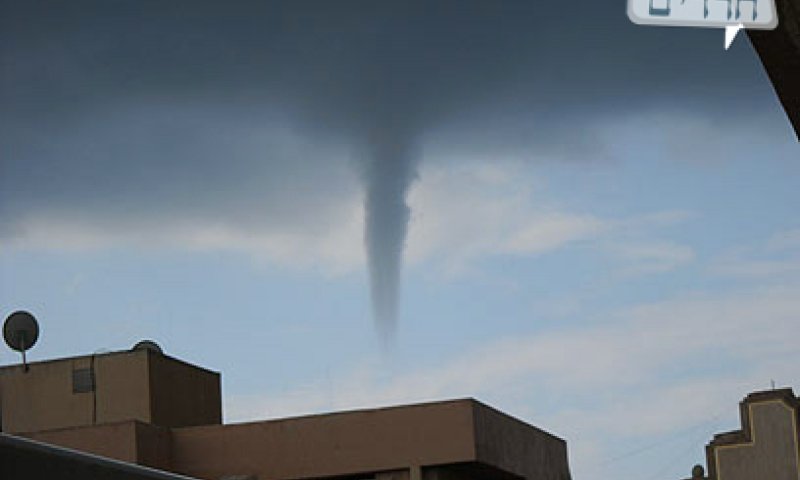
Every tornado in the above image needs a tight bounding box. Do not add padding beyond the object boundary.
[362,128,418,345]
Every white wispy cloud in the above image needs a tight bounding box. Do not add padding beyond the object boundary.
[1,161,694,280]
[709,228,800,279]
[611,241,696,276]
[502,214,607,255]
[767,229,800,251]
[1,206,366,276]
[406,162,693,277]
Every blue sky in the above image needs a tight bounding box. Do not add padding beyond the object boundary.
[3,108,799,479]
[2,2,800,480]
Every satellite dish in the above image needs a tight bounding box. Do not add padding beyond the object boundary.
[132,340,163,355]
[3,310,39,371]
[4,311,39,352]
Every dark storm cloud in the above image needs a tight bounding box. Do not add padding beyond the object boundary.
[1,1,772,122]
[0,0,786,337]
[1,0,777,212]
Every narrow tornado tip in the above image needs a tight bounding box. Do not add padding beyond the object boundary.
[374,310,398,349]
[365,179,409,346]
[362,130,418,347]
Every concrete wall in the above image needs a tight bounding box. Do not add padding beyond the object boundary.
[136,422,174,471]
[472,402,571,480]
[9,397,574,480]
[707,390,800,480]
[714,401,800,480]
[96,352,153,426]
[25,421,140,464]
[169,400,477,480]
[25,420,173,470]
[0,350,221,434]
[0,352,150,433]
[148,353,221,428]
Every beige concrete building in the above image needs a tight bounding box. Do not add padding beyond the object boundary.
[0,347,572,480]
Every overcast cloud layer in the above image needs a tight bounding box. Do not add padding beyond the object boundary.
[0,0,792,335]
[2,0,784,220]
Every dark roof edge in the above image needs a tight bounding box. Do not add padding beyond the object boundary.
[709,388,798,448]
[181,397,478,432]
[469,399,567,444]
[0,349,220,376]
[0,432,200,480]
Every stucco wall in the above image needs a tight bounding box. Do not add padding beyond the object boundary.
[714,400,800,480]
[24,421,140,464]
[135,421,174,471]
[0,350,221,434]
[147,353,221,428]
[22,420,173,470]
[0,351,150,433]
[169,400,478,480]
[472,402,571,480]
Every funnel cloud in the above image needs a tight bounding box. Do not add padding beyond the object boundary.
[362,129,419,342]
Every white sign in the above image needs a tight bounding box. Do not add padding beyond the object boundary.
[627,0,779,29]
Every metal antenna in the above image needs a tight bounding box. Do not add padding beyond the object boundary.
[19,331,27,370]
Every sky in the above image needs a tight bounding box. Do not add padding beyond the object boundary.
[1,1,800,479]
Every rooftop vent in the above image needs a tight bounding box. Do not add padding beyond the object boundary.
[132,339,163,355]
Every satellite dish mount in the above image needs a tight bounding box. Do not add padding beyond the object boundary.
[4,311,40,372]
